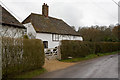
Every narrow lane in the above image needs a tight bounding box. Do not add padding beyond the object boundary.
[37,54,118,78]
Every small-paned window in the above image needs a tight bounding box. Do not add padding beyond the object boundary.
[52,34,59,41]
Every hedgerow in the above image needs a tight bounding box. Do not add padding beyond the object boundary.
[60,40,120,60]
[2,37,45,78]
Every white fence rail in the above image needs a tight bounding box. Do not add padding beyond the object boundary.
[44,46,61,60]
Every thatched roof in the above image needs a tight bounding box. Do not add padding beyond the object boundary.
[22,13,80,36]
[0,5,25,29]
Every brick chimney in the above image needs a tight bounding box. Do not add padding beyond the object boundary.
[42,3,49,17]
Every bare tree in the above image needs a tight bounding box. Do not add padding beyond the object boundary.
[78,25,118,42]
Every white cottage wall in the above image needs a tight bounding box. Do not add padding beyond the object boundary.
[0,25,25,38]
[36,33,59,48]
[75,36,83,41]
[36,33,83,48]
[23,23,36,39]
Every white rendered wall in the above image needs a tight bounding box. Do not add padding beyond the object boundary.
[0,24,25,38]
[52,34,83,41]
[36,33,59,48]
[23,23,36,39]
[36,33,83,48]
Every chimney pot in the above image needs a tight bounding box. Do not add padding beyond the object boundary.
[42,3,49,17]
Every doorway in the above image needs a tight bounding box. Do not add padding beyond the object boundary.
[43,41,48,48]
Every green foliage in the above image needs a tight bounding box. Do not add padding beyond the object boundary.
[14,68,46,78]
[95,42,119,53]
[112,25,120,41]
[2,37,45,78]
[23,35,29,39]
[60,40,120,60]
[23,39,45,71]
[61,51,118,62]
[60,40,93,59]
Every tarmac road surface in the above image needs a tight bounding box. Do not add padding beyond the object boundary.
[36,54,119,78]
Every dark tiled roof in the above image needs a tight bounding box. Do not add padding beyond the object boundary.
[22,13,80,36]
[0,5,25,28]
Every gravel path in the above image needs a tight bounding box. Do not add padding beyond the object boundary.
[43,59,76,72]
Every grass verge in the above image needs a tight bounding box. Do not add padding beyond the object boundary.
[61,51,119,62]
[13,68,46,78]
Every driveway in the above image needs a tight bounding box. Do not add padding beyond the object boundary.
[36,54,119,78]
[43,59,76,72]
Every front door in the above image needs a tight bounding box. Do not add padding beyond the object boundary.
[43,41,48,48]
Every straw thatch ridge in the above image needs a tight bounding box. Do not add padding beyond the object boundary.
[22,13,80,36]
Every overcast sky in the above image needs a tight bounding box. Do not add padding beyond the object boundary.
[0,0,120,29]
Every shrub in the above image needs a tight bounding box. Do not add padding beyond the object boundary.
[95,42,119,53]
[60,40,93,59]
[2,37,45,78]
[60,40,120,60]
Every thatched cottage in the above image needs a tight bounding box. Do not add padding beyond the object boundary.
[22,3,83,48]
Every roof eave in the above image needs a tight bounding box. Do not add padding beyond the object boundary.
[36,31,81,36]
[0,22,26,29]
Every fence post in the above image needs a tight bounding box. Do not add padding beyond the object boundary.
[57,46,61,60]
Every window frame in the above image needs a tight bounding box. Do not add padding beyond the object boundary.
[52,34,59,41]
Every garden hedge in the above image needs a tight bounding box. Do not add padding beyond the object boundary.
[95,42,120,53]
[60,40,120,60]
[2,37,45,78]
